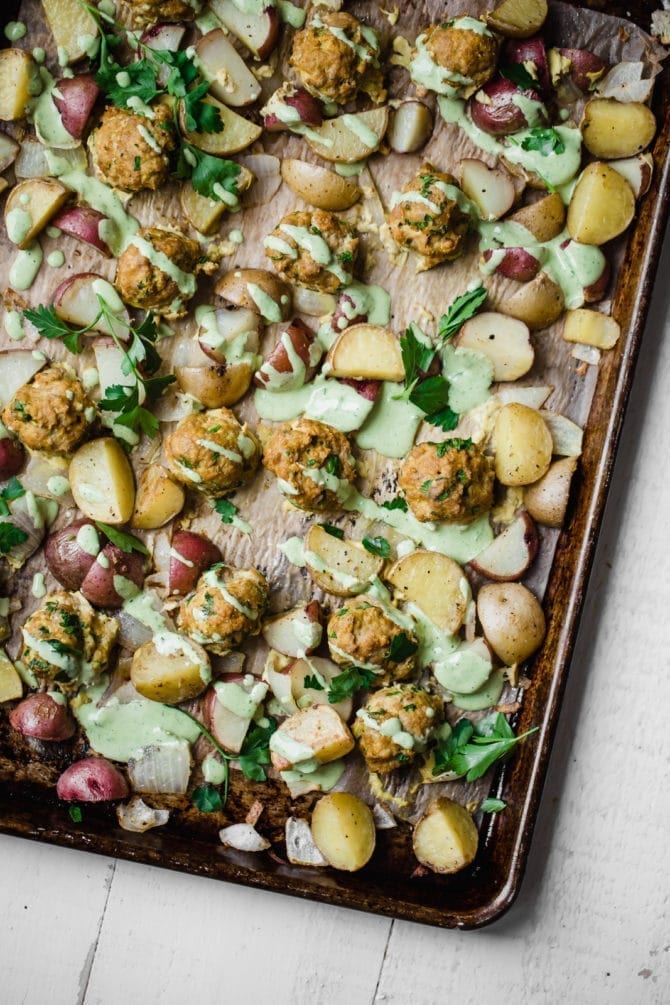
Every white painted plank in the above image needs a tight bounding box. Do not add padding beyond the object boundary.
[83,860,391,1005]
[0,836,115,1005]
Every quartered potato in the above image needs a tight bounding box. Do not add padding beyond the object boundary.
[69,438,136,525]
[567,162,636,246]
[413,797,479,874]
[179,96,262,155]
[40,0,98,63]
[524,456,578,527]
[131,467,185,530]
[304,525,384,597]
[499,272,565,331]
[325,324,404,381]
[305,107,389,163]
[131,635,211,705]
[508,192,565,243]
[215,268,292,320]
[4,179,70,249]
[456,312,534,381]
[280,159,361,211]
[581,98,657,159]
[493,402,553,486]
[563,309,621,351]
[0,49,40,121]
[387,550,470,634]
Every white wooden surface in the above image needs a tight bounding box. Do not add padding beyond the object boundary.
[2,232,670,1005]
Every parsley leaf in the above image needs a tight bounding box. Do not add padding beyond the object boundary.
[0,523,29,555]
[437,286,488,343]
[303,674,325,691]
[480,797,507,813]
[432,713,538,782]
[423,403,459,432]
[23,304,84,353]
[409,374,451,416]
[95,522,149,556]
[214,499,239,525]
[68,805,83,823]
[499,64,537,91]
[0,477,25,518]
[192,784,223,813]
[362,535,390,558]
[237,717,277,782]
[176,143,241,203]
[324,455,342,476]
[389,631,418,662]
[381,497,408,513]
[514,127,566,157]
[320,523,344,540]
[327,667,377,704]
[400,324,435,395]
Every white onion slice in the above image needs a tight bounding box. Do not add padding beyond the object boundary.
[495,385,553,409]
[285,817,328,866]
[372,803,398,830]
[238,154,281,208]
[117,796,170,832]
[117,610,154,651]
[540,411,584,457]
[218,822,270,852]
[15,140,87,178]
[292,286,337,317]
[128,741,192,794]
[571,344,601,366]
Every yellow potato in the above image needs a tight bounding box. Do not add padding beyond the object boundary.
[0,648,23,703]
[508,192,565,242]
[4,179,70,249]
[562,308,621,351]
[131,635,211,705]
[174,362,254,408]
[325,324,404,382]
[270,704,355,770]
[412,797,479,874]
[41,0,98,63]
[215,268,292,321]
[180,183,228,236]
[524,456,578,528]
[179,96,262,155]
[486,0,548,37]
[567,162,635,246]
[456,312,534,382]
[311,793,376,872]
[477,581,546,665]
[304,525,384,597]
[131,466,185,530]
[581,98,656,160]
[69,437,136,525]
[386,550,470,634]
[0,49,40,121]
[498,272,564,331]
[493,402,553,486]
[305,107,389,163]
[280,159,361,211]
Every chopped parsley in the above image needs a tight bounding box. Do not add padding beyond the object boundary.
[499,64,538,91]
[381,497,408,513]
[0,523,28,555]
[192,784,223,813]
[320,523,344,540]
[327,667,378,704]
[214,499,240,525]
[0,477,25,517]
[512,127,566,157]
[388,631,418,663]
[324,455,342,476]
[362,535,391,558]
[303,674,325,691]
[480,797,507,813]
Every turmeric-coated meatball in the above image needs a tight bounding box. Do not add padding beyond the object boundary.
[387,164,472,269]
[125,0,202,28]
[263,418,356,511]
[20,591,118,691]
[2,365,94,455]
[411,17,499,97]
[264,210,359,294]
[164,407,260,497]
[94,104,176,193]
[290,10,384,105]
[327,600,419,686]
[353,684,442,774]
[179,565,268,654]
[115,227,203,317]
[399,438,495,524]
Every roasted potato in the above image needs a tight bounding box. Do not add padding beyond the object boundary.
[311,793,376,872]
[69,438,136,525]
[562,308,621,350]
[0,48,41,121]
[304,107,388,164]
[524,456,578,527]
[581,98,656,160]
[270,703,355,770]
[131,466,185,530]
[566,162,635,246]
[493,402,553,486]
[412,797,479,874]
[325,324,404,382]
[498,272,565,331]
[304,525,384,597]
[386,550,470,634]
[131,634,211,704]
[280,159,361,211]
[477,581,546,665]
[215,268,292,321]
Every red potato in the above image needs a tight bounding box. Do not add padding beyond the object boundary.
[254,319,320,389]
[53,273,131,339]
[482,246,542,281]
[52,74,100,140]
[609,153,653,199]
[387,101,434,153]
[52,206,112,257]
[330,293,368,334]
[0,436,26,480]
[262,601,323,658]
[80,543,146,608]
[169,530,222,595]
[470,77,548,136]
[338,378,381,402]
[470,511,539,581]
[198,306,262,365]
[552,47,607,93]
[460,159,516,221]
[210,0,280,59]
[44,518,103,591]
[263,86,323,131]
[196,29,262,108]
[558,239,610,303]
[504,37,551,96]
[56,756,129,802]
[9,693,76,741]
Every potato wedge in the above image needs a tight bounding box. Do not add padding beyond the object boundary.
[413,797,478,874]
[305,107,389,164]
[215,268,292,321]
[69,437,136,525]
[304,525,383,597]
[131,634,211,705]
[486,0,548,37]
[4,179,70,249]
[460,159,516,222]
[325,324,404,382]
[270,704,355,770]
[131,467,185,530]
[493,402,553,486]
[180,183,228,236]
[179,96,262,155]
[498,272,564,331]
[280,158,361,211]
[562,308,621,350]
[567,162,635,246]
[387,101,433,153]
[386,550,470,634]
[0,49,40,121]
[456,312,534,381]
[41,0,99,63]
[581,98,656,159]
[477,581,546,665]
[524,455,577,527]
[0,648,23,703]
[508,192,565,242]
[311,793,376,872]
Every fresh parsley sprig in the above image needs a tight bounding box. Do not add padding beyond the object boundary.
[327,667,378,704]
[432,713,538,782]
[0,478,25,518]
[510,127,566,157]
[95,522,149,556]
[499,64,538,91]
[437,286,488,343]
[396,326,457,431]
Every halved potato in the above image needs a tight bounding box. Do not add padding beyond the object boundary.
[131,466,185,530]
[131,634,211,704]
[567,162,635,246]
[387,100,434,154]
[304,525,383,597]
[305,107,389,164]
[69,437,135,525]
[524,455,577,527]
[325,324,404,381]
[175,362,254,408]
[493,402,553,486]
[195,29,262,108]
[41,0,98,63]
[386,550,470,634]
[581,98,656,160]
[486,0,548,38]
[498,272,564,331]
[4,179,70,249]
[456,312,534,382]
[179,96,262,155]
[562,308,621,350]
[0,49,40,121]
[311,793,376,872]
[215,268,292,321]
[477,581,546,665]
[508,192,565,242]
[460,159,516,222]
[413,797,478,874]
[0,350,47,409]
[280,158,361,211]
[270,704,355,770]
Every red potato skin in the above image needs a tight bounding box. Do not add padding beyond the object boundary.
[56,757,129,802]
[483,246,542,282]
[254,319,319,388]
[559,240,610,302]
[470,78,547,136]
[44,519,103,591]
[0,436,26,479]
[470,512,539,582]
[52,206,112,258]
[263,88,323,131]
[52,271,106,309]
[557,48,607,92]
[328,292,368,339]
[504,37,551,97]
[80,543,146,609]
[52,74,100,140]
[9,693,76,741]
[338,378,381,402]
[169,530,222,595]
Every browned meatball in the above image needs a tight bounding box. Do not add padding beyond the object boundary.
[164,408,260,497]
[411,17,499,97]
[264,210,359,294]
[262,418,356,511]
[290,10,384,105]
[179,565,268,654]
[125,0,201,28]
[399,438,495,524]
[94,104,176,193]
[353,684,442,774]
[20,591,118,691]
[115,227,202,317]
[327,600,418,686]
[387,164,472,269]
[2,365,94,455]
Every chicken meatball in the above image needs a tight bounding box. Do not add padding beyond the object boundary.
[290,10,384,105]
[264,210,359,295]
[20,591,118,692]
[93,104,176,193]
[178,565,268,654]
[399,438,495,524]
[2,365,94,455]
[262,418,356,511]
[410,17,499,97]
[387,164,472,269]
[327,600,419,686]
[125,0,202,28]
[164,407,260,497]
[115,227,204,317]
[353,684,442,774]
